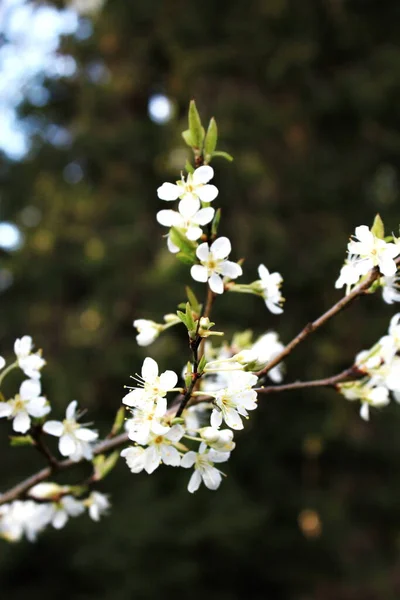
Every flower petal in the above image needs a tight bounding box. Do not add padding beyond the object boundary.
[160,444,181,466]
[193,207,215,226]
[221,261,242,279]
[196,242,210,262]
[192,165,214,185]
[202,465,222,490]
[211,237,231,259]
[157,182,181,201]
[142,357,158,382]
[75,427,98,442]
[191,265,208,283]
[66,401,78,420]
[59,433,77,457]
[19,379,41,400]
[180,451,197,468]
[43,420,64,437]
[156,210,182,228]
[197,184,218,202]
[209,273,224,294]
[159,370,178,391]
[13,411,30,433]
[178,196,200,219]
[187,470,202,493]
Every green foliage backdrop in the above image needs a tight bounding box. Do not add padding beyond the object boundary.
[2,0,400,598]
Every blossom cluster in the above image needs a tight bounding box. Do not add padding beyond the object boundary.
[336,224,400,299]
[0,486,109,543]
[0,336,108,542]
[338,313,400,420]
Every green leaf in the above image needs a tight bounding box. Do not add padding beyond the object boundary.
[188,100,204,148]
[10,435,35,447]
[204,117,218,159]
[212,150,234,162]
[177,310,188,328]
[185,302,196,330]
[169,227,197,260]
[110,406,125,437]
[176,251,196,265]
[93,452,119,481]
[182,129,196,148]
[211,208,221,237]
[371,213,385,239]
[185,160,194,174]
[198,354,207,374]
[186,286,200,313]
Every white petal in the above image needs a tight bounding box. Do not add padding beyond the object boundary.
[186,225,203,241]
[196,242,210,262]
[144,446,160,474]
[19,379,41,400]
[258,264,269,280]
[379,257,397,277]
[202,465,222,490]
[224,407,244,430]
[360,403,369,421]
[193,165,214,184]
[157,182,181,201]
[122,389,145,407]
[191,265,208,283]
[43,420,64,437]
[156,210,182,227]
[142,357,158,381]
[354,225,373,244]
[180,451,197,468]
[154,396,167,417]
[221,261,242,279]
[193,207,215,226]
[209,449,230,463]
[13,411,30,433]
[188,470,202,493]
[210,237,231,259]
[159,370,178,391]
[52,510,68,529]
[210,409,222,429]
[59,434,77,456]
[27,397,50,418]
[266,299,284,315]
[197,184,218,202]
[178,196,200,219]
[0,402,12,418]
[75,427,98,442]
[167,235,180,254]
[160,444,181,466]
[209,273,224,294]
[0,356,5,370]
[66,401,78,420]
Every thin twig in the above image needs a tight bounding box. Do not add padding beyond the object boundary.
[255,264,390,380]
[255,366,363,394]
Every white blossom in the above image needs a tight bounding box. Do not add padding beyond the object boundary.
[209,371,258,430]
[335,255,361,290]
[190,237,242,294]
[381,274,400,304]
[200,427,236,452]
[0,500,50,542]
[157,199,214,253]
[46,496,85,530]
[43,400,98,461]
[0,356,5,371]
[122,357,178,412]
[14,335,45,379]
[181,445,230,493]
[121,425,184,474]
[125,402,170,445]
[339,381,390,421]
[250,332,285,383]
[157,165,218,217]
[133,319,161,346]
[347,225,399,277]
[0,379,50,433]
[84,492,110,521]
[257,264,284,314]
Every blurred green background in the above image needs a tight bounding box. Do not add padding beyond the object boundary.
[1,0,400,598]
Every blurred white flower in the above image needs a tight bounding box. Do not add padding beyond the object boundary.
[43,400,98,460]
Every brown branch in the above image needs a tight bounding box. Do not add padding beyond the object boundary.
[0,432,130,507]
[255,365,363,394]
[255,264,389,380]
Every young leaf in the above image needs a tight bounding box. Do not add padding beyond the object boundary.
[182,129,196,148]
[371,213,385,239]
[204,117,218,158]
[169,227,197,261]
[185,302,196,330]
[10,435,35,447]
[188,100,204,148]
[185,160,195,174]
[211,208,221,237]
[177,310,188,328]
[186,286,200,313]
[212,150,234,162]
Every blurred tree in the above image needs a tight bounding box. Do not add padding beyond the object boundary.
[2,0,400,598]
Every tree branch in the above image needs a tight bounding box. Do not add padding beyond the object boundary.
[255,264,391,380]
[255,365,363,394]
